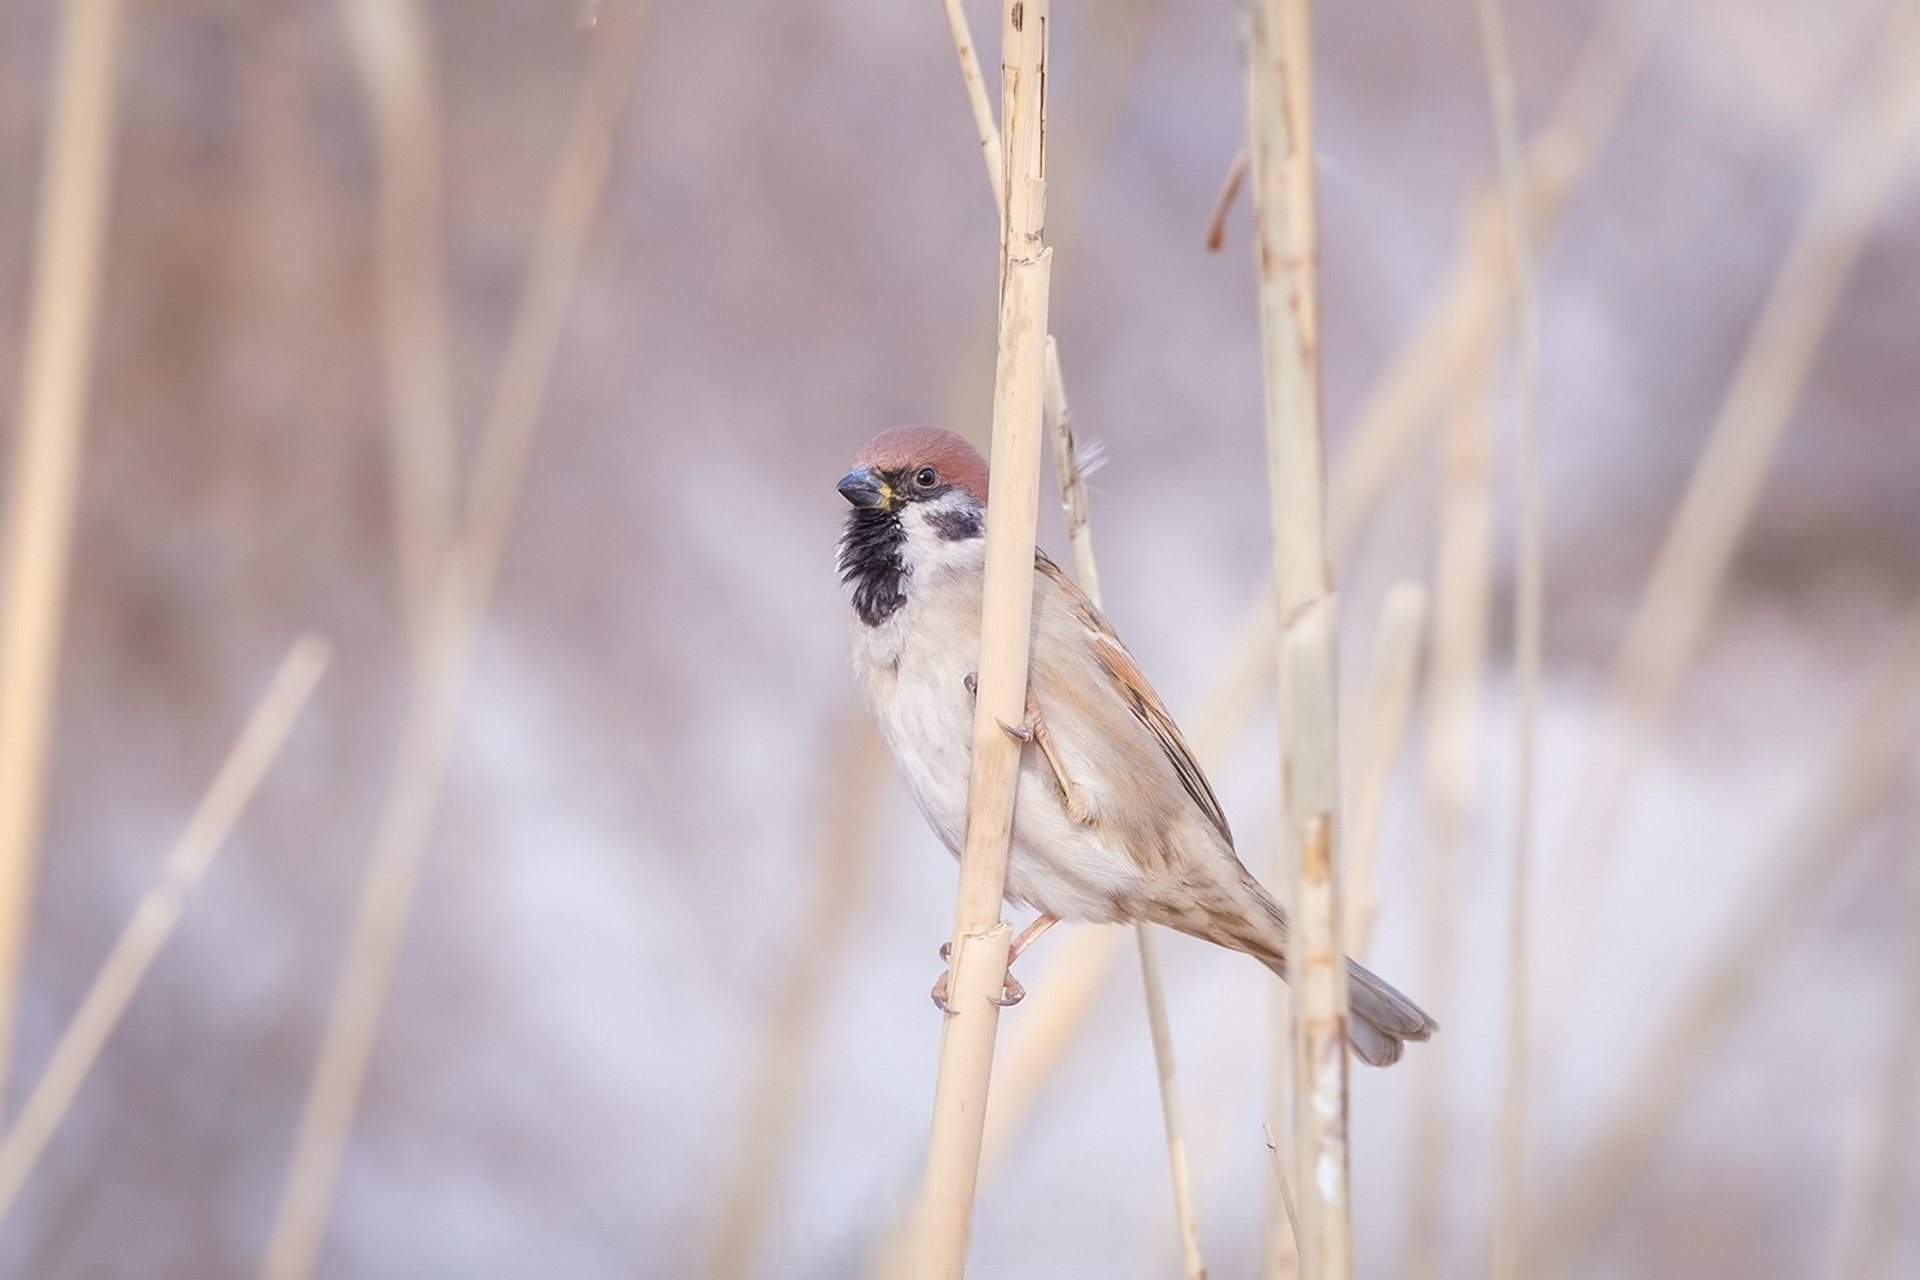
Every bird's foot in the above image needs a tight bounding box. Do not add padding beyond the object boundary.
[930,935,1038,1013]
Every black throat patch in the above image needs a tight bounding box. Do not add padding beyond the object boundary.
[839,506,908,627]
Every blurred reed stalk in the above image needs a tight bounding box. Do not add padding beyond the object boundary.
[339,0,458,656]
[930,6,1205,1266]
[0,0,124,1106]
[1470,0,1545,1275]
[1401,326,1496,1280]
[701,712,890,1280]
[1817,815,1920,1280]
[1536,597,1920,1274]
[1244,3,1352,1278]
[1343,582,1427,960]
[0,637,330,1220]
[911,1,1051,1273]
[258,8,649,1278]
[1538,0,1920,1057]
[1326,0,1653,562]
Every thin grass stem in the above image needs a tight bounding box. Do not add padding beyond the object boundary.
[0,637,329,1220]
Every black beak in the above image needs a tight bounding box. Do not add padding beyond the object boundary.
[837,466,890,510]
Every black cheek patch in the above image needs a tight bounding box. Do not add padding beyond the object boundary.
[929,506,984,542]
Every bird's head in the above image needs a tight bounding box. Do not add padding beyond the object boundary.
[836,426,989,625]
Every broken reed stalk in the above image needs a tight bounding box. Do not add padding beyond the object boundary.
[1535,599,1920,1274]
[912,3,1050,1274]
[339,0,458,656]
[1343,581,1426,959]
[1244,1,1351,1276]
[1471,0,1544,1275]
[702,715,890,1280]
[1401,334,1496,1280]
[258,10,649,1278]
[1539,0,1920,1054]
[0,0,124,1106]
[0,637,330,1221]
[1042,338,1204,1277]
[868,8,1657,1259]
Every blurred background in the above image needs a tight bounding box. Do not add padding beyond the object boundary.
[0,0,1915,1276]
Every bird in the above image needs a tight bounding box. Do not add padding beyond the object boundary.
[836,425,1437,1067]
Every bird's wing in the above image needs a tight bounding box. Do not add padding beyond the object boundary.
[1035,553,1234,850]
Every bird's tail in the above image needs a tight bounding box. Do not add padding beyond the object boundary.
[1231,874,1438,1068]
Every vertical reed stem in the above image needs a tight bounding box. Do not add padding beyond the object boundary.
[0,0,124,1107]
[1244,2,1349,1276]
[913,3,1050,1274]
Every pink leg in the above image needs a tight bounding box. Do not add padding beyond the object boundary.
[931,914,1060,1012]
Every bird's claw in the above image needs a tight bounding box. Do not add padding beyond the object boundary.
[999,716,1036,742]
[964,672,977,698]
[931,938,1027,1012]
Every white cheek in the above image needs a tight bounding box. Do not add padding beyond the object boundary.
[899,502,985,577]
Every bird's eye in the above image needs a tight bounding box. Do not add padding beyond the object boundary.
[915,467,938,488]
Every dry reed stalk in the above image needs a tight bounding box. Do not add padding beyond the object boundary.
[0,0,125,1106]
[259,9,649,1278]
[935,0,1164,450]
[909,0,1655,1163]
[1041,339,1100,609]
[911,3,1051,1273]
[1818,812,1920,1280]
[1538,0,1920,1053]
[339,0,458,656]
[926,13,1204,1273]
[1344,582,1426,959]
[1039,335,1204,1277]
[0,637,330,1220]
[867,10,1657,1257]
[702,714,890,1280]
[1401,337,1497,1280]
[937,0,1005,220]
[1536,599,1920,1274]
[864,929,1130,1279]
[1277,605,1350,1280]
[1471,0,1545,1275]
[1136,926,1207,1280]
[1244,1,1350,1276]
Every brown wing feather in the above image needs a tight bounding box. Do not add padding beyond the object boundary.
[1035,554,1235,850]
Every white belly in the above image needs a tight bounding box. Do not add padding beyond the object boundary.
[848,591,1147,924]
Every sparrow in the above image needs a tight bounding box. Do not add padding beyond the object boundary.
[836,425,1437,1066]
